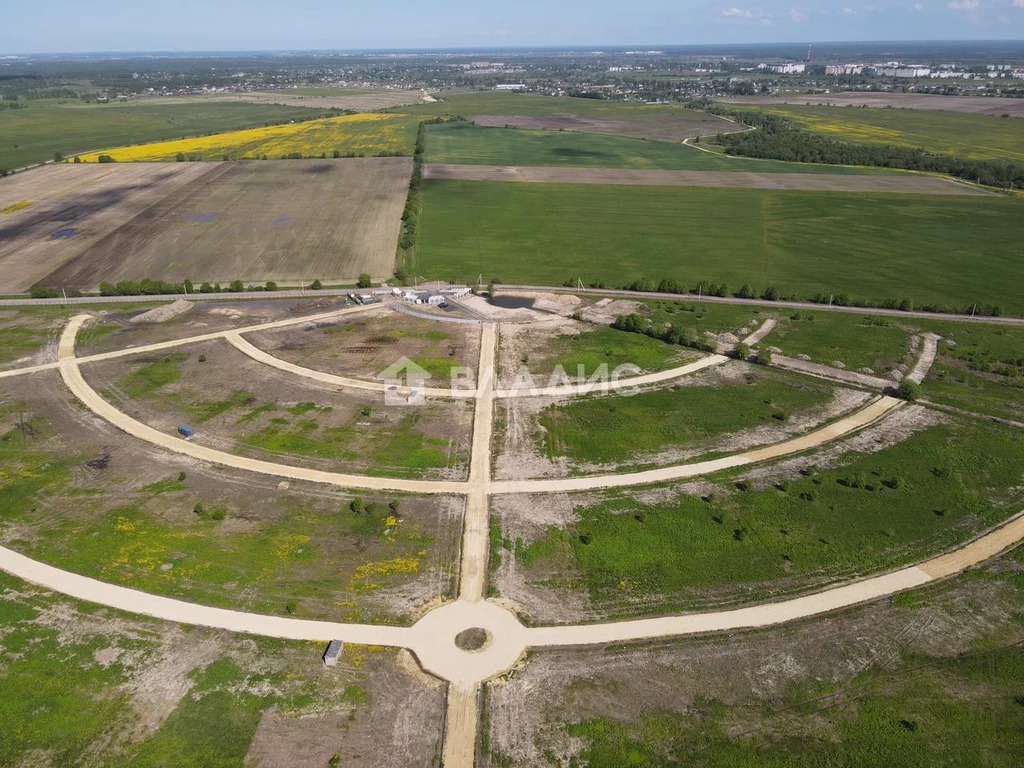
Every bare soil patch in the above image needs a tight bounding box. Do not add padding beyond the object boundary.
[472,112,729,142]
[246,310,480,385]
[424,163,990,195]
[723,92,1024,117]
[183,90,427,111]
[0,163,212,292]
[38,158,411,290]
[482,563,1024,767]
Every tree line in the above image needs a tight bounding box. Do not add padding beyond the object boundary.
[709,109,1024,190]
[562,275,1004,317]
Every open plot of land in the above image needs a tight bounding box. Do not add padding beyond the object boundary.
[417,180,1024,314]
[724,91,1024,117]
[423,163,985,194]
[187,88,429,111]
[82,340,473,480]
[401,91,736,142]
[0,370,461,623]
[74,112,421,162]
[0,573,444,767]
[483,546,1024,767]
[494,363,849,480]
[1,158,411,292]
[723,102,1024,162]
[424,122,896,174]
[0,162,213,292]
[490,414,1024,622]
[70,297,362,358]
[246,311,480,387]
[0,98,336,171]
[916,319,1024,423]
[497,321,701,388]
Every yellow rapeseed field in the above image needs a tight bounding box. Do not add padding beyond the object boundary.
[74,112,420,162]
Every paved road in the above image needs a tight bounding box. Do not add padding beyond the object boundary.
[3,285,1018,325]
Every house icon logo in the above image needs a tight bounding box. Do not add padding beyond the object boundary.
[378,357,432,405]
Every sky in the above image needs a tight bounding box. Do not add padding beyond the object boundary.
[4,0,1024,53]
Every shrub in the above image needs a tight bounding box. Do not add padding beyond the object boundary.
[309,279,323,290]
[357,273,372,289]
[896,379,922,402]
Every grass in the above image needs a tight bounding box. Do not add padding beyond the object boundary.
[515,418,1024,615]
[417,180,1024,314]
[521,326,694,380]
[766,311,913,372]
[241,410,459,479]
[118,353,188,398]
[538,372,832,465]
[564,642,1024,767]
[0,573,377,766]
[0,99,337,170]
[754,103,1024,163]
[0,415,438,622]
[424,122,893,174]
[74,112,421,162]
[0,327,46,365]
[916,320,1024,422]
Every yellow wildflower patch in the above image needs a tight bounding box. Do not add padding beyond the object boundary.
[1,201,33,214]
[75,113,420,163]
[348,556,421,592]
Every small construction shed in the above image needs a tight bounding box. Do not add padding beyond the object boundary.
[323,639,343,667]
[177,425,194,439]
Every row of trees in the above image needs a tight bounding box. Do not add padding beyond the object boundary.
[607,275,1003,318]
[612,312,718,353]
[31,274,374,300]
[711,109,1024,190]
[395,116,464,284]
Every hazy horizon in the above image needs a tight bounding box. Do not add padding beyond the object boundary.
[5,1,1024,55]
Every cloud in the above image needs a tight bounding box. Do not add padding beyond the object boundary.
[788,7,809,21]
[721,7,755,17]
[842,6,857,13]
[913,2,924,10]
[947,0,979,9]
[1013,0,1024,8]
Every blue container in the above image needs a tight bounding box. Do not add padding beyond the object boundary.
[177,425,194,438]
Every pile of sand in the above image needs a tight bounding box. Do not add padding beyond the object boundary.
[128,299,193,324]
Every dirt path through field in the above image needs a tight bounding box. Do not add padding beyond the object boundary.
[423,164,991,195]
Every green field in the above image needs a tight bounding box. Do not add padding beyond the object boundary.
[511,418,1024,616]
[538,373,832,466]
[424,122,889,174]
[0,99,335,170]
[417,180,1024,314]
[751,104,1024,162]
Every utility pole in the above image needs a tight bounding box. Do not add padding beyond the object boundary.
[971,303,977,318]
[61,287,67,305]
[828,293,834,308]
